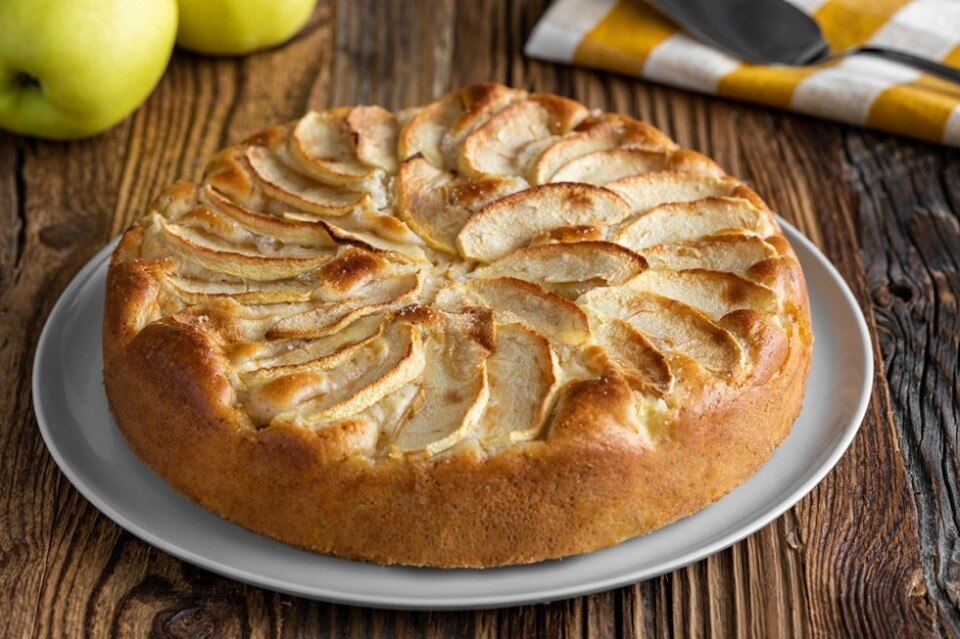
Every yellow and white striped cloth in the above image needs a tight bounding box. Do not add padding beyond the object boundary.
[525,0,960,146]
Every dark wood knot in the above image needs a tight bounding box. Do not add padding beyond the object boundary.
[159,605,217,639]
[872,281,915,306]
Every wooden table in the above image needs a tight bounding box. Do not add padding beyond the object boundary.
[3,1,958,636]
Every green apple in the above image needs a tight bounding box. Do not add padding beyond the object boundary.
[0,0,178,140]
[176,0,317,56]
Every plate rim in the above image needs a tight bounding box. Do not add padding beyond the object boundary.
[32,219,874,610]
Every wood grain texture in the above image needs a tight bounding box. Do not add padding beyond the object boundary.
[1,0,957,636]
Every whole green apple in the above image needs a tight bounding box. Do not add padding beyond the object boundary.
[176,0,316,56]
[0,0,178,140]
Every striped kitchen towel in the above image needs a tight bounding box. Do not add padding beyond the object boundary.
[525,0,960,146]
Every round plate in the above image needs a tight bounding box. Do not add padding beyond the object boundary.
[33,220,872,610]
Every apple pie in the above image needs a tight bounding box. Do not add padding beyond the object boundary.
[103,83,813,567]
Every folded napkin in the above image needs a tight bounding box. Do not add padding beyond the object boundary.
[526,0,960,146]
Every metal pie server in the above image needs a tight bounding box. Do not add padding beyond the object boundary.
[645,0,960,85]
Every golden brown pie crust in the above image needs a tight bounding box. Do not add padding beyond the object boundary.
[103,84,812,567]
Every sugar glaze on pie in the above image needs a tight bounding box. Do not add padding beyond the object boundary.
[104,84,813,567]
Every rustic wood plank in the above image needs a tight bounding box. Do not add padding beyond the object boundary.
[2,0,958,636]
[842,130,960,636]
[0,128,128,638]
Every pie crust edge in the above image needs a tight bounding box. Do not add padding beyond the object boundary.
[101,84,813,568]
[103,236,810,567]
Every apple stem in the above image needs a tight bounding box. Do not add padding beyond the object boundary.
[16,72,41,91]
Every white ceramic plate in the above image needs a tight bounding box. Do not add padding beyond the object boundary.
[33,220,872,610]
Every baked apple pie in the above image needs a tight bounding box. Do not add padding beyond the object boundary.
[103,83,812,567]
